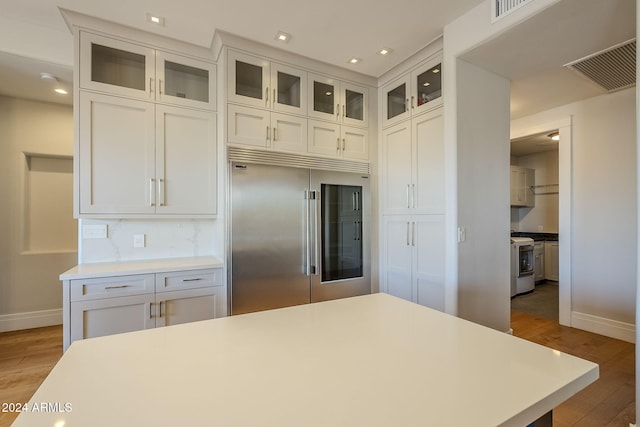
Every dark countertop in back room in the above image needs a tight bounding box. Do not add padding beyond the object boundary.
[511,231,558,241]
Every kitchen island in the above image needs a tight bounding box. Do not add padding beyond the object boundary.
[13,293,598,426]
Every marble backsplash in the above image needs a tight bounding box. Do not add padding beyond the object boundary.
[77,218,223,264]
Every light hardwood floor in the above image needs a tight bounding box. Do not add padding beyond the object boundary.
[0,314,635,427]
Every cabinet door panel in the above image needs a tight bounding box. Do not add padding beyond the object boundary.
[70,294,155,343]
[271,112,307,153]
[410,61,443,116]
[414,216,445,311]
[227,104,269,148]
[381,122,412,214]
[382,216,414,302]
[307,119,341,157]
[79,92,155,214]
[80,32,154,100]
[156,287,224,327]
[341,126,368,161]
[156,51,215,110]
[413,108,444,214]
[156,106,217,215]
[382,74,410,128]
[341,82,368,128]
[271,62,307,115]
[227,51,270,108]
[308,74,339,122]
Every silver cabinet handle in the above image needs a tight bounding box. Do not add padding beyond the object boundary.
[104,285,129,290]
[182,278,203,282]
[158,178,165,207]
[412,184,416,209]
[342,104,345,118]
[336,103,339,119]
[159,79,164,95]
[273,88,276,105]
[336,137,340,153]
[149,178,156,206]
[149,78,155,96]
[406,184,411,208]
[411,95,415,109]
[273,126,277,141]
[406,98,409,112]
[266,126,270,143]
[342,138,346,151]
[412,221,416,246]
[406,222,411,246]
[149,302,154,319]
[159,301,164,318]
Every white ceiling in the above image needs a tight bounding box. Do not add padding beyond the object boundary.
[0,0,635,127]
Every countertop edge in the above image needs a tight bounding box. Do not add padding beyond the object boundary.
[59,256,224,280]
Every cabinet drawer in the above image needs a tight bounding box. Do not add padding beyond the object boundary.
[70,274,155,302]
[155,268,222,292]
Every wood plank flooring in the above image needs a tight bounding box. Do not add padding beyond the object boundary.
[511,309,635,426]
[0,326,62,427]
[0,314,634,427]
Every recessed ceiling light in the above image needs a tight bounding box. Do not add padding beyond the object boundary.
[274,31,291,43]
[348,57,361,65]
[548,132,560,141]
[54,88,68,95]
[377,48,393,56]
[40,72,57,82]
[146,13,165,26]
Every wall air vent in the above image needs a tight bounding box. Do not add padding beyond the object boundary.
[492,0,532,21]
[564,39,636,92]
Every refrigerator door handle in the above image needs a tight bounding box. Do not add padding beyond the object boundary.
[307,190,319,276]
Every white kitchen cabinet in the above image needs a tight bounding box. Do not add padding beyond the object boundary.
[80,31,216,110]
[78,92,217,216]
[544,241,559,281]
[307,73,368,128]
[382,215,445,311]
[382,57,442,128]
[307,119,368,160]
[510,166,535,207]
[227,50,307,115]
[63,264,225,350]
[381,107,444,215]
[227,104,307,153]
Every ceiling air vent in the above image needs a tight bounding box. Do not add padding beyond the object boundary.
[564,39,636,92]
[493,0,532,21]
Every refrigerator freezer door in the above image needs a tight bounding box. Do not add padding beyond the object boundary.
[231,163,310,314]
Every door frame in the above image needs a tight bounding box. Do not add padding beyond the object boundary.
[510,116,573,326]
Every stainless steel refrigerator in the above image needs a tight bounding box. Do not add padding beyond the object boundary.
[230,161,370,315]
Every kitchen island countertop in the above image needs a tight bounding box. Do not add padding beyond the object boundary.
[13,293,597,427]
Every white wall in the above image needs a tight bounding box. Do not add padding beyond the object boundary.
[512,87,636,341]
[512,150,559,233]
[0,96,77,331]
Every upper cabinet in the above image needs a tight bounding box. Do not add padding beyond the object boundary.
[510,166,535,207]
[227,50,307,115]
[382,57,442,128]
[80,32,216,110]
[308,73,368,128]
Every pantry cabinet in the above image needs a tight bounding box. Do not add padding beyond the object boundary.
[382,215,445,311]
[227,50,307,115]
[381,107,444,214]
[80,32,216,110]
[382,58,442,128]
[62,261,225,350]
[78,92,217,216]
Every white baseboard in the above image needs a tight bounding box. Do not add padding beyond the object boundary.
[571,311,635,343]
[0,309,62,333]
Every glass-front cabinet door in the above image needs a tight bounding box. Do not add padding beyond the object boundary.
[156,52,216,110]
[80,32,155,100]
[341,82,368,127]
[382,74,410,127]
[308,74,338,121]
[411,61,442,116]
[271,62,307,115]
[227,50,270,108]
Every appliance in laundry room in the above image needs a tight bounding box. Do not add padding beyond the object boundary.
[511,237,535,297]
[229,157,371,315]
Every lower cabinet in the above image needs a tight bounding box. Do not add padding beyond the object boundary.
[534,241,545,282]
[65,267,224,350]
[544,241,559,281]
[381,215,445,311]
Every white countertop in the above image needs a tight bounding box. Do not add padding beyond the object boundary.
[14,293,598,426]
[59,256,224,280]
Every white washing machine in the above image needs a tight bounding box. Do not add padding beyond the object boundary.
[511,237,535,296]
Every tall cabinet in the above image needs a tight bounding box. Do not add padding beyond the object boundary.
[380,53,445,311]
[76,31,217,217]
